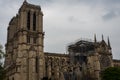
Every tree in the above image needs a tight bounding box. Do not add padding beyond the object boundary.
[0,65,5,80]
[0,44,4,65]
[101,67,120,80]
[0,44,5,80]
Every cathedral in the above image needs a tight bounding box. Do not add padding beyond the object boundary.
[4,1,120,80]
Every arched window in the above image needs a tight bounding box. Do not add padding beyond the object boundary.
[27,36,30,43]
[12,77,14,80]
[33,37,36,44]
[27,11,30,30]
[35,56,38,73]
[33,12,36,31]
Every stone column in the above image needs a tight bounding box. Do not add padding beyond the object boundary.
[38,14,43,32]
[47,60,51,79]
[20,11,27,29]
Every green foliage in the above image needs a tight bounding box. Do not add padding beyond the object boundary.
[0,44,5,80]
[0,65,5,80]
[0,44,4,66]
[0,44,4,59]
[101,67,120,80]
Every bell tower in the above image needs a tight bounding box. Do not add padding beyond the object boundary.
[5,1,45,80]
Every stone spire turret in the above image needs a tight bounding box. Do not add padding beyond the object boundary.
[94,34,97,43]
[107,37,111,49]
[24,0,27,2]
[23,0,28,4]
[102,34,104,41]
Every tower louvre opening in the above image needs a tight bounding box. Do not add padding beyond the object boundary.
[33,12,36,31]
[27,11,30,30]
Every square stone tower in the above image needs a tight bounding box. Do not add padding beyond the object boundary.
[4,1,45,80]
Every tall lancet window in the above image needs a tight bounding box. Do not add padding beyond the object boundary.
[33,12,36,31]
[12,77,14,80]
[35,56,38,73]
[27,11,30,30]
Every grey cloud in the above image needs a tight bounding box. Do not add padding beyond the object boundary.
[102,11,117,20]
[30,0,120,6]
[78,0,120,5]
[103,0,120,4]
[44,0,118,7]
[68,16,78,22]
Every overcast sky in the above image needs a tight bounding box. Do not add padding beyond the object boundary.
[0,0,120,59]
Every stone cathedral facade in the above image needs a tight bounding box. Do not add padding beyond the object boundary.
[4,1,120,80]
